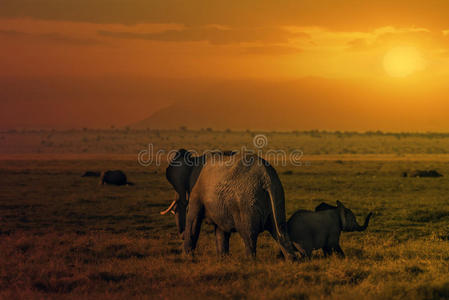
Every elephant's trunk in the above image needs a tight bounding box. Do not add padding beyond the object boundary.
[355,212,373,231]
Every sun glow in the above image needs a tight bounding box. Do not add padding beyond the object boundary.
[383,47,425,78]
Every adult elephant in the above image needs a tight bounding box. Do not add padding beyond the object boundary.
[161,149,296,260]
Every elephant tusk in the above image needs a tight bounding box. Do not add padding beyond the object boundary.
[169,203,177,215]
[160,200,177,215]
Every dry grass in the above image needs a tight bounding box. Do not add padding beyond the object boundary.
[3,129,449,155]
[1,131,449,299]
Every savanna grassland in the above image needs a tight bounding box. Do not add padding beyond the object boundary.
[1,130,449,299]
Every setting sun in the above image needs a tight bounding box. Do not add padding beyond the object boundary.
[383,47,425,78]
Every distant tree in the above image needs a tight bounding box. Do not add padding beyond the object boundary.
[180,125,188,131]
[375,130,384,135]
[206,127,213,132]
[309,130,321,138]
[225,128,232,133]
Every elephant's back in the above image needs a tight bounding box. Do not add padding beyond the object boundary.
[201,153,269,195]
[288,210,314,232]
[196,154,270,212]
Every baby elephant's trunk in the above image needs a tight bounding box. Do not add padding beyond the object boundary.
[355,212,373,231]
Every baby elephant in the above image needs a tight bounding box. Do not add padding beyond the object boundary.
[287,201,372,259]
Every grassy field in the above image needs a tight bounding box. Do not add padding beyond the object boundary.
[1,131,449,299]
[3,129,449,155]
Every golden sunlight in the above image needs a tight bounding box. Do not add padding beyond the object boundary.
[383,47,425,78]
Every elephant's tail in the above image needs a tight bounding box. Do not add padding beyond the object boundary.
[263,164,288,239]
[266,184,297,261]
[266,188,282,238]
[263,164,297,261]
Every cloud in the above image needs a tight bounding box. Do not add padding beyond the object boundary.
[0,29,103,45]
[345,27,449,54]
[3,0,449,31]
[241,45,302,55]
[98,26,308,45]
[346,38,369,51]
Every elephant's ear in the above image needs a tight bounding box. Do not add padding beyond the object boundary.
[337,201,347,229]
[166,149,198,204]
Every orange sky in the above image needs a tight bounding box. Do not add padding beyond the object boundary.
[1,1,449,130]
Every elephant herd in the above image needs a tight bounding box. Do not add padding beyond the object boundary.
[160,149,373,261]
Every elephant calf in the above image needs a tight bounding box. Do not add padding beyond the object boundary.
[287,201,372,259]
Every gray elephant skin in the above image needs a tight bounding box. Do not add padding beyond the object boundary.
[286,201,372,259]
[99,170,134,186]
[161,149,296,260]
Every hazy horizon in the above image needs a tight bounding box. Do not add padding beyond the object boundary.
[2,76,449,131]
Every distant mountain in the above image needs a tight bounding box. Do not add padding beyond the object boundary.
[132,77,449,131]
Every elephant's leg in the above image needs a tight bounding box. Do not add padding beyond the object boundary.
[183,200,204,255]
[322,246,332,257]
[235,210,262,258]
[215,226,231,256]
[293,243,311,260]
[333,245,345,258]
[239,230,258,258]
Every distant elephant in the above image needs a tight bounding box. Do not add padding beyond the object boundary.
[286,201,372,259]
[99,170,134,186]
[160,149,296,260]
[406,170,442,178]
[81,171,101,177]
